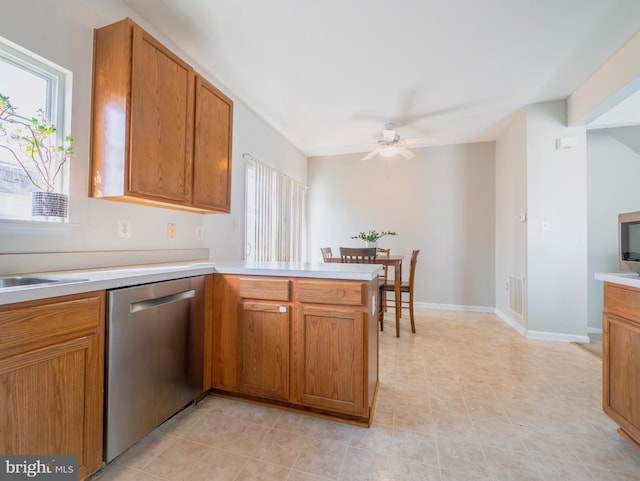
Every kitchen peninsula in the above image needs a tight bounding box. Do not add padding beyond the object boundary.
[210,261,382,426]
[0,259,382,480]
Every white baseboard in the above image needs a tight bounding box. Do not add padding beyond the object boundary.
[587,327,603,334]
[494,308,527,337]
[526,330,590,343]
[414,301,494,313]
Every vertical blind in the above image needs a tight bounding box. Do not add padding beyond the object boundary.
[245,154,307,262]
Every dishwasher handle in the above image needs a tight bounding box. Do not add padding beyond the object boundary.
[129,289,196,313]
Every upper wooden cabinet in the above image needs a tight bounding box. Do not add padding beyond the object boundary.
[90,18,233,213]
[193,76,233,212]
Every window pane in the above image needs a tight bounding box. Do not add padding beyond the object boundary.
[0,60,48,120]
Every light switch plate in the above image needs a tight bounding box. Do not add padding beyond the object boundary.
[118,220,131,238]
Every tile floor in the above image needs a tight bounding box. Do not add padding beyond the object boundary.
[90,310,640,481]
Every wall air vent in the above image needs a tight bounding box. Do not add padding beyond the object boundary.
[508,276,526,319]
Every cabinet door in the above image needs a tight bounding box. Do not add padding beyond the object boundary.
[239,302,290,401]
[603,312,640,443]
[293,306,365,415]
[193,76,233,212]
[0,293,104,481]
[129,24,194,204]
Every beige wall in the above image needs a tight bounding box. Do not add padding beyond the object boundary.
[0,0,305,270]
[308,142,496,309]
[495,108,528,332]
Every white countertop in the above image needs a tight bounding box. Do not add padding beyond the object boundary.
[213,260,382,280]
[0,260,382,305]
[595,272,640,289]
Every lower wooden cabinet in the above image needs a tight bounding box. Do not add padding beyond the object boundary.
[603,283,640,449]
[0,291,105,481]
[293,306,365,416]
[211,274,378,424]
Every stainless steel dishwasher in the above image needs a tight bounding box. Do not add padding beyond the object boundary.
[105,275,205,462]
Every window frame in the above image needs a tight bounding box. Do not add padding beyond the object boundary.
[0,35,72,222]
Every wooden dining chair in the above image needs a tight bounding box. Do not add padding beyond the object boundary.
[339,247,378,263]
[320,247,333,262]
[376,247,390,306]
[380,249,420,335]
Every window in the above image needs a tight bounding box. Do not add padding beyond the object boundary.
[0,36,71,221]
[245,154,307,261]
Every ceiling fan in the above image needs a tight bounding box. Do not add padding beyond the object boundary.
[361,122,431,161]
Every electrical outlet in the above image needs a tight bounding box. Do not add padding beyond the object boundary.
[167,223,176,239]
[195,226,204,240]
[118,220,131,238]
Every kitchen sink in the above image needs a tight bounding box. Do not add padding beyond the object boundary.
[0,276,87,289]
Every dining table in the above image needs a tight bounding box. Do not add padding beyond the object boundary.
[327,255,404,336]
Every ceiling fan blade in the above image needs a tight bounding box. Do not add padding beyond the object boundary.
[362,149,380,161]
[397,147,415,159]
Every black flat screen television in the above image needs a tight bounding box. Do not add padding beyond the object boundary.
[619,211,640,274]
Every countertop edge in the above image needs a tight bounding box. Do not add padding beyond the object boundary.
[0,261,382,305]
[595,272,640,289]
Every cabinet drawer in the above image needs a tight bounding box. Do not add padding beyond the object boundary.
[0,292,104,360]
[297,281,364,306]
[239,278,291,301]
[604,283,640,324]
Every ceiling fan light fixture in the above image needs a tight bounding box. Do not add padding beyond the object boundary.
[380,146,398,157]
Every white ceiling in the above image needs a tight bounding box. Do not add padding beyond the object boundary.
[121,0,640,157]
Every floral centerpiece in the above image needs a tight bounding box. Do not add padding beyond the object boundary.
[0,93,74,217]
[351,230,397,247]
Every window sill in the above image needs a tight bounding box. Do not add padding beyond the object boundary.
[0,218,80,235]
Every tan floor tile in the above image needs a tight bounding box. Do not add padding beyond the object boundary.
[287,470,334,481]
[294,437,348,479]
[234,459,290,481]
[272,410,316,435]
[392,427,439,466]
[188,447,248,481]
[337,446,395,481]
[182,412,269,455]
[532,455,596,481]
[142,439,209,480]
[440,468,493,481]
[483,446,544,481]
[348,422,394,454]
[252,428,308,467]
[308,418,358,445]
[436,437,491,478]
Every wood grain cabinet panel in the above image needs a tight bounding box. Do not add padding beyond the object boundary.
[239,277,291,301]
[293,306,365,416]
[239,302,290,400]
[0,292,105,481]
[129,25,194,203]
[90,18,233,213]
[603,281,640,450]
[193,76,233,212]
[297,281,364,306]
[211,275,241,391]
